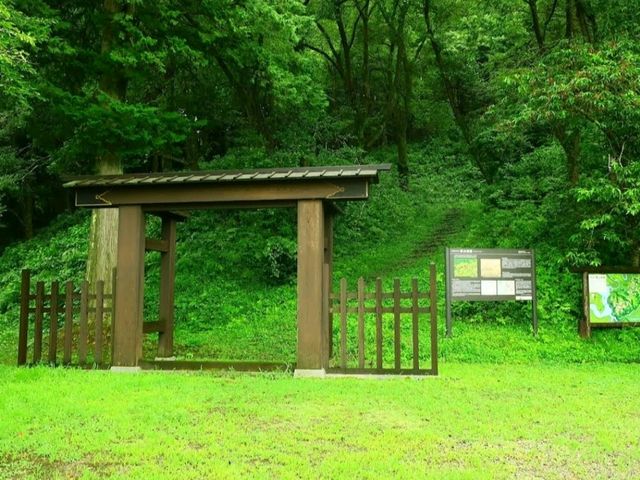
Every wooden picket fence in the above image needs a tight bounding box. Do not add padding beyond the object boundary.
[328,263,438,375]
[17,269,115,367]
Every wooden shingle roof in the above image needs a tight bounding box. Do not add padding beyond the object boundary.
[63,164,391,188]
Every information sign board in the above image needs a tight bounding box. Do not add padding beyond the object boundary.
[580,270,640,337]
[445,248,537,336]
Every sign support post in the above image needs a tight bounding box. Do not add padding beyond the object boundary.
[445,247,453,337]
[531,250,538,336]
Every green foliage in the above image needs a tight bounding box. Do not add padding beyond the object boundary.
[571,158,640,266]
[0,0,50,109]
[0,212,88,316]
[256,236,297,285]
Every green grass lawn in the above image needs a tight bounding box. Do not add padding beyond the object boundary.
[1,363,639,479]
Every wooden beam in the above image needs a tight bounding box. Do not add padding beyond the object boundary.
[322,208,333,366]
[113,206,145,367]
[297,200,326,370]
[75,179,369,208]
[147,210,190,221]
[145,238,169,252]
[143,321,166,334]
[157,215,177,357]
[139,360,294,372]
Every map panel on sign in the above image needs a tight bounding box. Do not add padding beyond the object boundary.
[454,256,477,278]
[589,273,640,324]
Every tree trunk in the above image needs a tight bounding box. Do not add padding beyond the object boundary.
[21,184,34,240]
[555,126,581,184]
[86,0,127,290]
[565,0,574,40]
[86,154,122,289]
[527,0,545,50]
[394,5,411,190]
[423,0,492,183]
[396,118,409,190]
[359,0,371,145]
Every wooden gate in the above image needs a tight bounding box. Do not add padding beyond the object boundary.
[17,269,115,367]
[328,263,438,375]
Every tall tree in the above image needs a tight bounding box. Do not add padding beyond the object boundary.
[0,0,51,238]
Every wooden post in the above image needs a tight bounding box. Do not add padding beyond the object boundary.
[531,249,538,336]
[48,281,59,365]
[445,248,453,337]
[322,207,333,366]
[78,280,89,365]
[357,277,365,369]
[95,280,104,365]
[580,272,591,338]
[375,277,383,370]
[113,206,145,367]
[393,278,401,371]
[411,278,419,373]
[297,199,325,371]
[158,215,177,358]
[63,281,73,365]
[33,281,44,364]
[430,263,438,376]
[340,278,347,370]
[18,269,30,366]
[110,267,117,363]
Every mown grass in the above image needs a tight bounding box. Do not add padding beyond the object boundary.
[1,363,639,479]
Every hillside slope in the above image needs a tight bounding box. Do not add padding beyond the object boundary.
[1,144,639,365]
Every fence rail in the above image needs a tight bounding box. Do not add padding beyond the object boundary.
[17,269,116,367]
[328,263,438,375]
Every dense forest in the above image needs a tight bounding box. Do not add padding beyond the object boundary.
[1,0,640,279]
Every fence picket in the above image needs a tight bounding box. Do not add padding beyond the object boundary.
[111,268,117,362]
[95,280,104,365]
[78,280,89,365]
[393,278,401,371]
[49,281,59,365]
[411,278,419,373]
[430,263,438,375]
[340,278,347,370]
[33,281,45,363]
[18,270,30,366]
[64,281,74,365]
[375,278,382,370]
[357,277,365,369]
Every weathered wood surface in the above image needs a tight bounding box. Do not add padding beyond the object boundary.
[329,264,438,376]
[48,281,59,364]
[17,273,115,367]
[18,270,30,365]
[296,200,326,370]
[33,281,44,364]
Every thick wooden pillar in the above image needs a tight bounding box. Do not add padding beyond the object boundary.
[297,200,326,370]
[322,206,334,366]
[157,215,177,357]
[113,206,145,367]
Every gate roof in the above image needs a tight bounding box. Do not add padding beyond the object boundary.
[64,164,391,210]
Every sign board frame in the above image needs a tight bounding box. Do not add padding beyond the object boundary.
[579,267,640,338]
[445,248,538,337]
